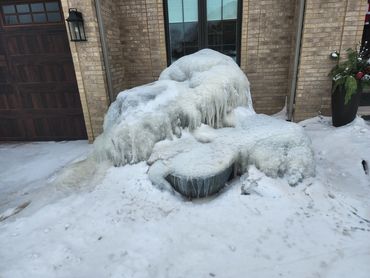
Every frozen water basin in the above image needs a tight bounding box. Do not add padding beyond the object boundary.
[148,114,315,198]
[163,137,235,198]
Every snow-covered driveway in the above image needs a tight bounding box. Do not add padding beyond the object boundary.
[0,117,369,278]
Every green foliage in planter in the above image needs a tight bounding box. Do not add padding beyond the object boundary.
[329,47,369,105]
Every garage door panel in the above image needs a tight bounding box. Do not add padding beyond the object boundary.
[18,83,80,109]
[32,116,86,140]
[0,108,85,140]
[4,29,70,55]
[0,85,20,109]
[12,58,73,83]
[0,66,8,83]
[0,118,25,139]
[0,0,87,141]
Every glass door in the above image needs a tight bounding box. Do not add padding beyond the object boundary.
[164,0,241,64]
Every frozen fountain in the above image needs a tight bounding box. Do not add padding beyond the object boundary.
[94,49,315,198]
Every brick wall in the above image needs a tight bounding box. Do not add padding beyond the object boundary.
[241,0,296,115]
[61,0,368,141]
[119,0,167,89]
[293,0,367,121]
[100,0,126,98]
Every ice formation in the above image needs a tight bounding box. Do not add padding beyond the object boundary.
[94,49,315,197]
[94,49,251,166]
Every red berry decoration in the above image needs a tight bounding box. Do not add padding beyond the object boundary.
[356,71,365,80]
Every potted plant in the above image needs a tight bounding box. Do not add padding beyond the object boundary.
[329,46,370,127]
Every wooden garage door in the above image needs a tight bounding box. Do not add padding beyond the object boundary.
[0,0,87,141]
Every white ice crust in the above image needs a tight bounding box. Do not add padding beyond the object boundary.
[94,49,315,189]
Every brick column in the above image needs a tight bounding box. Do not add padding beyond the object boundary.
[119,0,167,89]
[61,0,110,141]
[240,0,296,115]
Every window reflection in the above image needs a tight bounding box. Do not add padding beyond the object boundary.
[207,0,222,21]
[16,4,30,13]
[3,5,16,14]
[223,0,237,20]
[19,14,32,23]
[45,2,59,12]
[31,3,45,12]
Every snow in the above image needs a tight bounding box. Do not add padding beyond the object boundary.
[94,49,251,166]
[0,116,369,277]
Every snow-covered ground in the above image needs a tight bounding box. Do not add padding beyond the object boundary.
[0,116,369,278]
[0,141,91,216]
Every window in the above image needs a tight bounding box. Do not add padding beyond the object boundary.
[1,1,62,26]
[164,0,241,64]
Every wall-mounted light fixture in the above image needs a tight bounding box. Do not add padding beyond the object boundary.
[66,8,86,42]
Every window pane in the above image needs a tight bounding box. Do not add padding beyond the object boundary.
[184,22,198,45]
[183,0,197,22]
[208,21,222,46]
[169,23,184,62]
[223,0,237,19]
[4,15,18,24]
[47,12,61,22]
[168,0,183,23]
[207,0,221,21]
[19,14,32,23]
[31,3,44,12]
[16,4,30,13]
[33,13,47,23]
[223,20,236,44]
[2,5,16,14]
[45,2,59,11]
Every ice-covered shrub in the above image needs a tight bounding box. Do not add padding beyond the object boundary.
[94,49,252,166]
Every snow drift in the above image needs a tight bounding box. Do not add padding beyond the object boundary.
[94,49,315,196]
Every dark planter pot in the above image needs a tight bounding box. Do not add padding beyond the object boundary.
[331,83,361,127]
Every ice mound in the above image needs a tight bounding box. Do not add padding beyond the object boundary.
[94,49,252,166]
[94,49,315,197]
